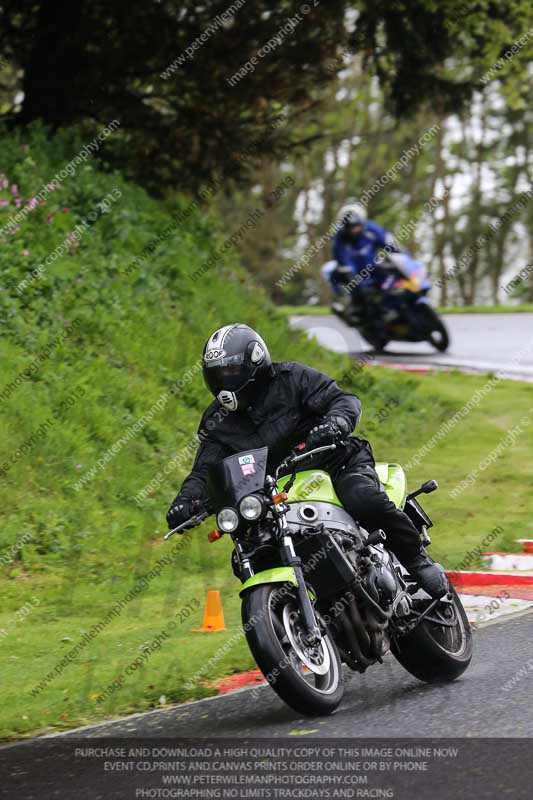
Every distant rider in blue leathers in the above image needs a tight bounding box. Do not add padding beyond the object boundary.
[323,203,400,338]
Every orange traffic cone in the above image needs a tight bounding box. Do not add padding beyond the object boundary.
[192,590,226,632]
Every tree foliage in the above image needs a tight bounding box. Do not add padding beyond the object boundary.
[351,0,533,116]
[0,1,345,191]
[1,1,533,191]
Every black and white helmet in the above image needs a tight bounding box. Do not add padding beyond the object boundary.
[337,202,367,229]
[202,324,272,411]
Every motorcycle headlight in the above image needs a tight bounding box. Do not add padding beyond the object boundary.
[239,494,263,521]
[217,507,239,533]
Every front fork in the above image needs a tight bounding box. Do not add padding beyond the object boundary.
[233,527,321,645]
[236,478,323,646]
[280,534,322,646]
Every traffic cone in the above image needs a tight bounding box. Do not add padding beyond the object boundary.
[192,590,226,632]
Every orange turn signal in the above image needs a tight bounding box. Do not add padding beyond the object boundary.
[272,492,288,505]
[208,529,222,543]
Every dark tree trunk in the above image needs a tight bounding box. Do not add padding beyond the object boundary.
[18,0,88,125]
[436,178,452,308]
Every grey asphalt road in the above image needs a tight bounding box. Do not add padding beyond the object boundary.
[15,611,533,740]
[289,313,530,380]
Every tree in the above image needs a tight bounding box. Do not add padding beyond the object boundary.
[351,0,533,116]
[1,1,533,192]
[0,0,346,191]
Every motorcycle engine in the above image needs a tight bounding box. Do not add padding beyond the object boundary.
[366,547,400,606]
[374,563,398,603]
[368,548,412,618]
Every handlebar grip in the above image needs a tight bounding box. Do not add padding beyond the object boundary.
[164,510,208,540]
[291,442,337,465]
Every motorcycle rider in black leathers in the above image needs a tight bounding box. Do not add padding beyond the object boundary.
[166,323,448,598]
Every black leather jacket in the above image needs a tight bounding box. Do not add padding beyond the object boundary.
[179,361,372,503]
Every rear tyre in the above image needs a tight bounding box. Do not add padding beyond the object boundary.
[242,583,344,716]
[391,585,472,682]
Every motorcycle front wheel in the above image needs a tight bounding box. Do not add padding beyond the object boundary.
[361,329,390,352]
[415,304,450,352]
[242,583,344,716]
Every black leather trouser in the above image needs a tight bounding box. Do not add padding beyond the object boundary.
[333,463,422,563]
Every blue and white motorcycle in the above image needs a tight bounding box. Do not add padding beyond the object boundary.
[322,253,450,352]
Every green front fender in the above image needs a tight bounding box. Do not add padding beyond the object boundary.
[239,567,297,596]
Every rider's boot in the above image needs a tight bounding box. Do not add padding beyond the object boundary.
[403,549,450,599]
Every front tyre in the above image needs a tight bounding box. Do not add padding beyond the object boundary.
[391,585,472,682]
[242,583,344,716]
[415,304,450,352]
[361,329,390,352]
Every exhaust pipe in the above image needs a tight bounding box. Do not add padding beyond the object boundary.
[339,608,373,669]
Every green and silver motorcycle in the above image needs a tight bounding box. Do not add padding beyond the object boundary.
[165,442,472,716]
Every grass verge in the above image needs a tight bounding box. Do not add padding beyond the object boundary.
[277,304,533,316]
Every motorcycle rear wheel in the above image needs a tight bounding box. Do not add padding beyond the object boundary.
[242,583,344,716]
[391,585,472,682]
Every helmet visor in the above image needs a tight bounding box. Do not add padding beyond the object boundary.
[344,223,363,243]
[204,354,252,396]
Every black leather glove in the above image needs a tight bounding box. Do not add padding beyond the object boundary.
[305,416,351,451]
[166,496,199,531]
